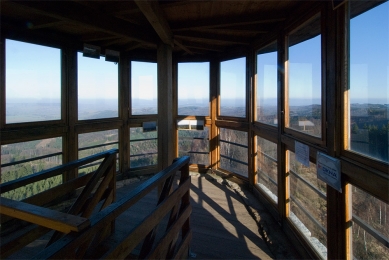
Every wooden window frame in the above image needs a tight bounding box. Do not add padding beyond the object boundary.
[284,11,327,147]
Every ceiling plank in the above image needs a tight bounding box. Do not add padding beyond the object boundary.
[134,0,173,46]
[171,14,285,32]
[7,1,157,45]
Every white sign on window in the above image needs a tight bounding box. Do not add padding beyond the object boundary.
[295,141,310,167]
[317,152,342,193]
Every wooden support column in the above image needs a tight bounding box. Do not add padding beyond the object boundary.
[63,48,78,182]
[119,54,130,174]
[0,38,5,178]
[157,42,175,170]
[277,33,288,219]
[209,60,219,170]
[247,50,256,186]
[326,2,351,259]
[0,38,5,131]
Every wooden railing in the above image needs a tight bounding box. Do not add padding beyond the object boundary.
[0,149,118,258]
[1,151,191,259]
[34,155,192,259]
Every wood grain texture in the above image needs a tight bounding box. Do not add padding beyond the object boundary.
[0,197,90,233]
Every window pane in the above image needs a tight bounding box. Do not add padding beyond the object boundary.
[289,151,327,258]
[288,14,322,137]
[257,42,278,125]
[256,136,277,204]
[78,53,118,120]
[178,127,209,165]
[352,186,389,259]
[1,138,63,200]
[131,61,158,115]
[6,39,61,123]
[220,128,248,177]
[220,57,246,117]
[78,130,119,174]
[349,1,389,163]
[130,127,158,168]
[178,62,209,116]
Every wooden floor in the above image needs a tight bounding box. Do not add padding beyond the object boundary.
[6,172,300,259]
[188,174,274,259]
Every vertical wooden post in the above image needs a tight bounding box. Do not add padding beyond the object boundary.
[157,42,175,170]
[326,2,351,259]
[0,38,5,178]
[252,49,258,186]
[247,50,256,186]
[119,54,130,175]
[278,34,288,219]
[63,48,78,182]
[0,38,5,131]
[210,60,219,170]
[172,61,178,158]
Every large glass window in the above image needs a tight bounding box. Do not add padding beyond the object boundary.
[287,13,322,137]
[1,138,63,200]
[6,40,61,124]
[78,53,118,120]
[131,61,158,115]
[78,129,119,175]
[220,57,246,118]
[352,186,389,259]
[178,62,209,116]
[130,127,158,168]
[257,42,278,125]
[178,127,209,165]
[349,1,389,163]
[256,136,277,204]
[289,151,327,258]
[219,128,248,177]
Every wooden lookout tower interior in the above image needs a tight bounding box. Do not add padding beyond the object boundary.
[1,0,388,259]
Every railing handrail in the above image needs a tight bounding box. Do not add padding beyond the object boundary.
[290,169,327,200]
[1,152,63,168]
[130,137,158,142]
[353,215,389,249]
[220,139,248,149]
[290,194,327,236]
[78,141,118,151]
[34,156,191,259]
[257,150,277,163]
[0,149,118,194]
[220,154,248,166]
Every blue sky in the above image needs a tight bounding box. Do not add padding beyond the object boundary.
[5,1,388,105]
[350,1,389,103]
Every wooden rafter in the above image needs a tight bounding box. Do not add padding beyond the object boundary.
[134,0,173,46]
[29,20,66,30]
[173,38,193,55]
[7,0,156,45]
[171,15,285,32]
[175,31,250,45]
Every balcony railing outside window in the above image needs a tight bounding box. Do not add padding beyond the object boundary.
[219,128,248,177]
[289,151,327,258]
[256,136,278,203]
[1,138,63,200]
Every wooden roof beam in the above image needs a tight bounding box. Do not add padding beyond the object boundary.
[175,31,250,45]
[134,0,173,46]
[173,38,193,55]
[171,14,285,32]
[7,1,157,45]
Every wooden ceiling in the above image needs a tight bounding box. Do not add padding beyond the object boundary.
[1,0,309,60]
